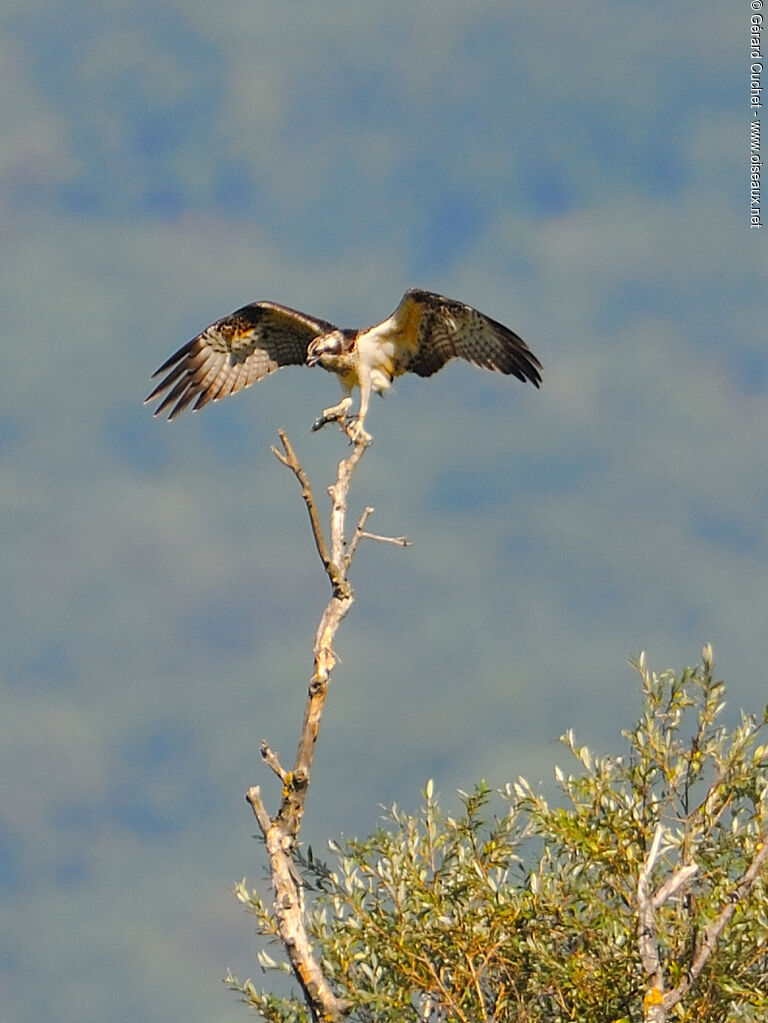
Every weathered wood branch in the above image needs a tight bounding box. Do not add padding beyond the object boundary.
[259,741,289,785]
[246,429,409,1022]
[345,506,412,567]
[247,785,351,1021]
[271,430,331,572]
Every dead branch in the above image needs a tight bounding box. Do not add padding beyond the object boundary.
[245,785,272,837]
[259,741,288,785]
[271,430,331,572]
[345,506,412,567]
[358,529,412,548]
[247,785,351,1020]
[246,429,410,1022]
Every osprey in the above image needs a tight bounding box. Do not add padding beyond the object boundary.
[146,288,542,442]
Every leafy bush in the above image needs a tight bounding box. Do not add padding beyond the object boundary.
[229,651,768,1022]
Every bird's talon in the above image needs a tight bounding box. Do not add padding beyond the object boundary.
[344,418,372,446]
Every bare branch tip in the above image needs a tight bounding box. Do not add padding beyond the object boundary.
[261,742,290,783]
[360,530,412,548]
[271,444,290,466]
[245,786,272,834]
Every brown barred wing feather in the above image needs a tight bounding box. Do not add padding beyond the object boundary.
[145,302,337,420]
[393,288,542,387]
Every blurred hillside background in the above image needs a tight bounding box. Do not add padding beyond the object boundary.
[1,2,766,1020]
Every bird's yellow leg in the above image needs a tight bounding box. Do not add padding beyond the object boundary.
[346,376,372,444]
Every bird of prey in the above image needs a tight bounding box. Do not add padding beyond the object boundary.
[146,288,542,442]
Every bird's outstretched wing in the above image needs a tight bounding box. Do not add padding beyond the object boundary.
[386,288,542,387]
[146,301,337,420]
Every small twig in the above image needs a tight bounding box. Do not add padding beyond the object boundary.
[359,530,412,548]
[260,741,289,785]
[344,506,375,566]
[245,786,272,837]
[272,430,331,572]
[345,507,412,568]
[464,950,490,1023]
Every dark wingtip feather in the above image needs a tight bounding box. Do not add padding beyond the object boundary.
[145,339,201,419]
[489,318,542,388]
[521,352,543,388]
[151,340,193,379]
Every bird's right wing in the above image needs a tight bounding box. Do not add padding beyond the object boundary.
[146,301,337,420]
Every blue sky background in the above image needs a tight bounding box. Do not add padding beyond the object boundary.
[1,1,767,1020]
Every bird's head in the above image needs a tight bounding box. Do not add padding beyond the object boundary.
[307,329,348,368]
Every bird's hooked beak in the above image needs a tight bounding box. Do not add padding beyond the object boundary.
[306,342,321,367]
[307,330,342,367]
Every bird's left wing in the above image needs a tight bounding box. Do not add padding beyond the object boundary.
[387,288,542,387]
[146,301,337,420]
